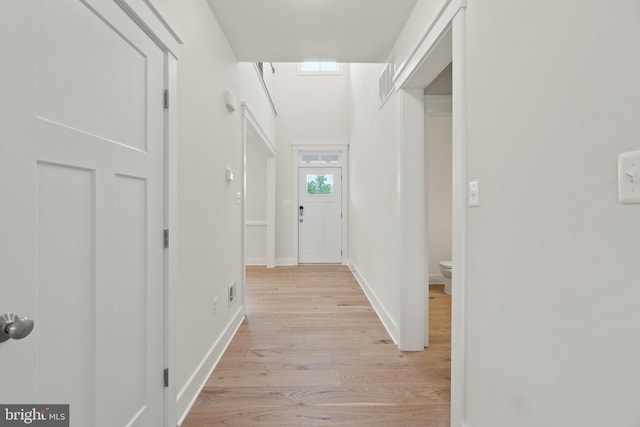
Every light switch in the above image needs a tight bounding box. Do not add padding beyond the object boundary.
[618,150,640,204]
[468,180,480,207]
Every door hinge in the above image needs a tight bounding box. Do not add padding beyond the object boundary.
[163,89,169,110]
[164,229,169,249]
[164,368,169,387]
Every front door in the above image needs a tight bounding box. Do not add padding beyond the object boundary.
[298,168,342,263]
[0,1,165,425]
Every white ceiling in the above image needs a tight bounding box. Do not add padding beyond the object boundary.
[207,0,419,63]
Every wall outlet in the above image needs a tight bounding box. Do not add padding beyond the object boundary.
[228,280,237,306]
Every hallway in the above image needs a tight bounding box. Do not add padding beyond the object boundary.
[182,266,451,426]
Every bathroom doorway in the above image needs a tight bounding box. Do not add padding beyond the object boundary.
[424,66,453,344]
[395,4,467,423]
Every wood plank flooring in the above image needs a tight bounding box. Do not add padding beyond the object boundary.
[182,265,451,426]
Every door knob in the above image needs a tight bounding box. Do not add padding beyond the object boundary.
[0,313,35,343]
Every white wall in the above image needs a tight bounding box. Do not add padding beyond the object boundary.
[272,63,351,264]
[348,63,401,338]
[464,1,640,426]
[150,0,276,421]
[426,101,452,282]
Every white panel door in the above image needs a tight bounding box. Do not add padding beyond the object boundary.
[0,1,165,426]
[298,168,342,263]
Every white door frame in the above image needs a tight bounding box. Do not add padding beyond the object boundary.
[291,144,348,265]
[113,2,181,426]
[242,102,277,271]
[393,0,467,425]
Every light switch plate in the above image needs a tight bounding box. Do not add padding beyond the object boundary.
[618,150,640,204]
[468,180,480,207]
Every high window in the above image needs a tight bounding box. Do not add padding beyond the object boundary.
[298,61,342,75]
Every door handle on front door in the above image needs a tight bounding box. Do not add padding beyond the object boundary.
[0,313,35,343]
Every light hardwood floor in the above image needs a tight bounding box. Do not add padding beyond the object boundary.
[182,265,451,426]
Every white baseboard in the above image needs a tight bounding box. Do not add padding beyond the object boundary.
[429,273,445,284]
[177,305,245,425]
[348,260,399,344]
[246,257,267,266]
[276,257,295,266]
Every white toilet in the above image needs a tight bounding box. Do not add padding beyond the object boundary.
[439,260,452,295]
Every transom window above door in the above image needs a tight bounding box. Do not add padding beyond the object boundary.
[300,153,340,164]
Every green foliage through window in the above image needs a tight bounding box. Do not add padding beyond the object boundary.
[307,175,333,195]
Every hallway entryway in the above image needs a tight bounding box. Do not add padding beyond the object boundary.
[182,266,451,426]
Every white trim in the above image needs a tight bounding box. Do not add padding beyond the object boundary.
[450,9,468,427]
[349,261,399,344]
[291,144,349,265]
[246,220,268,227]
[163,53,179,427]
[246,258,267,266]
[176,307,245,426]
[397,89,426,351]
[266,157,276,268]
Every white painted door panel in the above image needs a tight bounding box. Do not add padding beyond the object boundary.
[0,1,165,425]
[298,168,342,263]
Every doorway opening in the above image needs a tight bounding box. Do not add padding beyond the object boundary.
[243,104,276,269]
[394,1,467,424]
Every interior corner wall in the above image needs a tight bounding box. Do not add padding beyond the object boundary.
[348,63,401,339]
[464,1,640,426]
[149,0,276,422]
[272,63,350,265]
